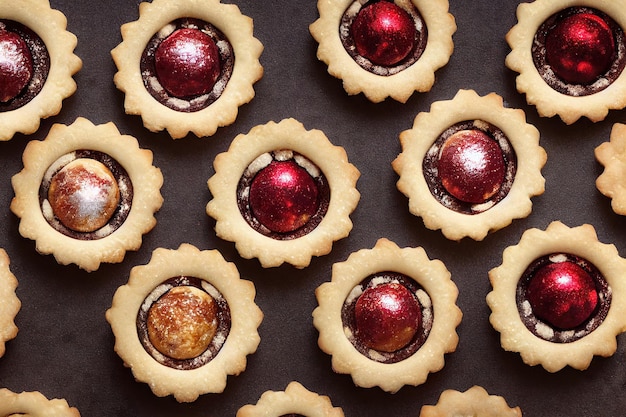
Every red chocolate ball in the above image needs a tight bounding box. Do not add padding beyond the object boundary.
[155,28,221,98]
[249,160,320,234]
[545,12,615,85]
[0,29,33,102]
[351,1,417,66]
[526,260,598,329]
[354,282,421,352]
[437,129,506,204]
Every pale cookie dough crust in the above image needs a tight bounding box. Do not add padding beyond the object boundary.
[0,0,81,141]
[393,89,546,241]
[0,389,80,417]
[506,0,626,124]
[313,238,461,393]
[207,118,360,269]
[419,386,522,417]
[487,221,626,372]
[106,244,263,403]
[112,0,263,139]
[10,117,164,272]
[237,381,345,417]
[595,123,626,215]
[0,249,20,358]
[310,0,455,103]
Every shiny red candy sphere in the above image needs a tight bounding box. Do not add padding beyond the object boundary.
[155,28,221,98]
[351,1,417,66]
[0,29,33,102]
[354,282,421,352]
[545,12,615,84]
[526,260,598,329]
[249,160,320,234]
[438,130,506,204]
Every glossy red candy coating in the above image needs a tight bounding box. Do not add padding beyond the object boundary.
[351,1,417,66]
[526,260,598,329]
[354,282,421,352]
[437,130,506,204]
[155,28,221,98]
[249,160,320,234]
[0,29,33,102]
[545,12,615,85]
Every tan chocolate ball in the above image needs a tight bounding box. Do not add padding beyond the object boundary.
[147,286,218,360]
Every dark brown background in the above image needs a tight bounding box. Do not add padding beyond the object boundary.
[1,1,625,416]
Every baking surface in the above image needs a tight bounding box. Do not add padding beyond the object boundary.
[1,0,625,416]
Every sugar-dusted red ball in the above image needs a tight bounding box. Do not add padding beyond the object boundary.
[0,28,33,102]
[545,12,616,85]
[155,28,221,98]
[249,160,320,234]
[437,129,506,204]
[526,260,599,329]
[354,282,421,352]
[351,1,417,66]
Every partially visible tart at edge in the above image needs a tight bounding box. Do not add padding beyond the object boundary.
[0,0,81,141]
[112,0,263,138]
[310,0,455,103]
[506,0,626,123]
[487,221,626,372]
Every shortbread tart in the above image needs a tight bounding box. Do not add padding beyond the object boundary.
[310,0,455,103]
[0,249,19,358]
[0,389,80,417]
[11,117,163,271]
[207,118,360,268]
[419,386,522,417]
[106,244,263,402]
[595,123,626,215]
[112,0,263,138]
[393,89,546,241]
[313,238,461,393]
[506,0,626,124]
[487,221,626,372]
[0,0,81,140]
[237,381,345,417]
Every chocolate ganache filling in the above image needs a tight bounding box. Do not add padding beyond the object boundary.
[341,272,432,364]
[516,253,610,343]
[423,120,516,215]
[137,276,231,370]
[533,6,626,96]
[236,150,330,240]
[39,150,133,240]
[340,0,427,76]
[140,18,234,112]
[0,20,49,111]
